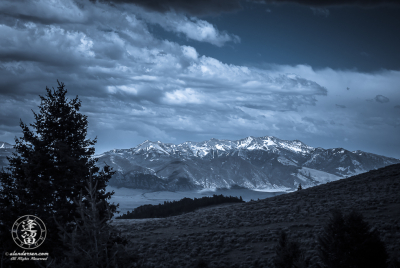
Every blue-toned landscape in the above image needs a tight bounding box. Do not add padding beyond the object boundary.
[1,0,400,267]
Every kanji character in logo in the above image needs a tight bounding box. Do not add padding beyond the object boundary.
[21,219,38,245]
[12,215,47,249]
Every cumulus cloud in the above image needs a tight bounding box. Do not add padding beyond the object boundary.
[129,7,240,47]
[0,0,86,25]
[163,88,205,105]
[0,0,329,150]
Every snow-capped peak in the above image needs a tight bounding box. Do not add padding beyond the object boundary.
[132,140,172,155]
[94,135,399,191]
[0,142,14,149]
[124,135,316,158]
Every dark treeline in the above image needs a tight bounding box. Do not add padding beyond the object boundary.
[116,194,244,219]
[273,209,393,268]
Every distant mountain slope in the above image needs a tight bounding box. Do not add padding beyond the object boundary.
[0,142,14,149]
[1,138,397,190]
[0,142,14,168]
[94,136,399,191]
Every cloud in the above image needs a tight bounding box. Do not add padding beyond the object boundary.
[395,105,400,109]
[134,9,240,46]
[92,0,243,16]
[0,0,239,48]
[374,95,390,103]
[163,88,205,105]
[1,0,399,159]
[260,64,400,154]
[310,7,330,17]
[0,0,86,25]
[90,0,400,17]
[253,0,400,7]
[0,0,329,147]
[336,104,346,108]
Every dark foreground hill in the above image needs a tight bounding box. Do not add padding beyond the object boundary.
[112,164,400,268]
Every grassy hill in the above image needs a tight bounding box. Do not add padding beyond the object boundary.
[112,163,400,267]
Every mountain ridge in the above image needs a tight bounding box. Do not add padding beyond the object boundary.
[1,137,398,191]
[0,142,14,149]
[0,141,15,168]
[94,136,399,191]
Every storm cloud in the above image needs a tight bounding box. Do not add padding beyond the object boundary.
[90,0,400,18]
[257,0,400,7]
[92,0,243,16]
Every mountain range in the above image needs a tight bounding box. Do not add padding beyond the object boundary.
[1,137,398,191]
[0,142,14,168]
[92,136,399,191]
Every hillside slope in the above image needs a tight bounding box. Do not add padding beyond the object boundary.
[112,163,400,267]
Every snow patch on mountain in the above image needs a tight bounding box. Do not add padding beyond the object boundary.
[278,156,298,166]
[252,187,291,192]
[0,142,14,149]
[299,167,341,184]
[264,137,276,147]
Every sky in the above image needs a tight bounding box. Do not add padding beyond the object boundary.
[0,0,399,159]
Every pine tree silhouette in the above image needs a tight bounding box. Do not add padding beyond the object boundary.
[50,172,137,268]
[0,81,117,261]
[318,209,388,268]
[273,230,308,268]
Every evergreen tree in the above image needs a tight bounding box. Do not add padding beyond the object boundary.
[0,81,117,259]
[388,253,400,268]
[50,173,136,268]
[297,183,302,191]
[317,209,388,268]
[273,230,308,268]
